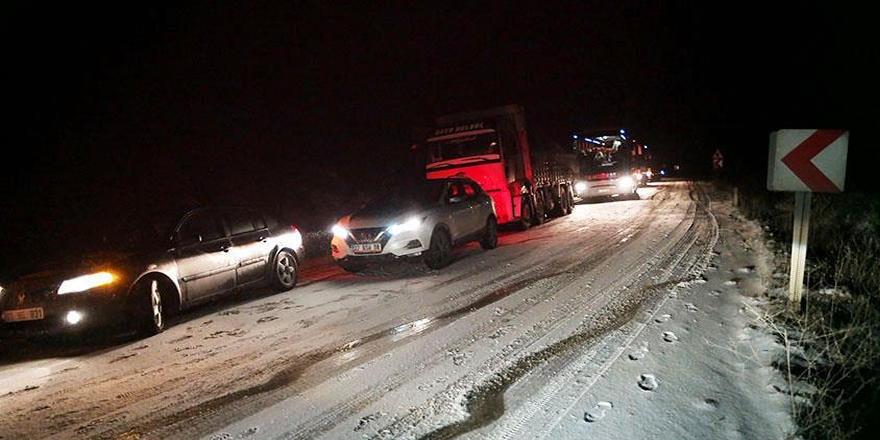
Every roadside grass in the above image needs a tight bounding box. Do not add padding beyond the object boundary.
[731,180,880,440]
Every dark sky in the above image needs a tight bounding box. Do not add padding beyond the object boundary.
[1,1,874,273]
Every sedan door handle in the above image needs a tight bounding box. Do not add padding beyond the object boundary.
[256,236,266,242]
[219,243,231,252]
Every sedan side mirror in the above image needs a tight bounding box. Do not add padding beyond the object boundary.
[177,234,202,247]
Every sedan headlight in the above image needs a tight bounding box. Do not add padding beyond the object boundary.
[618,176,634,190]
[57,272,116,295]
[331,224,349,239]
[388,217,423,235]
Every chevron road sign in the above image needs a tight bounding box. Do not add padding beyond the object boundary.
[768,129,849,192]
[766,129,849,310]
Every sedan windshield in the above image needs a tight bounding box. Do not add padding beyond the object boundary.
[70,211,179,255]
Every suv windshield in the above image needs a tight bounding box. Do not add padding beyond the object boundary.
[363,180,447,213]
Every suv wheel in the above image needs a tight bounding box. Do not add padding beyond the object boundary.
[425,228,453,269]
[480,216,498,249]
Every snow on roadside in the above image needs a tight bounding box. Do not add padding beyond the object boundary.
[547,188,795,440]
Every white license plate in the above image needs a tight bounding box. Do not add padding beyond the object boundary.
[351,242,382,254]
[1,307,45,322]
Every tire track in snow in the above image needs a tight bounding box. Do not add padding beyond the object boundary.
[90,195,667,440]
[371,183,711,440]
[264,188,687,440]
[186,188,681,440]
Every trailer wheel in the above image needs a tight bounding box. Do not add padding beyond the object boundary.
[565,186,575,214]
[532,193,545,226]
[517,197,532,231]
[549,185,565,217]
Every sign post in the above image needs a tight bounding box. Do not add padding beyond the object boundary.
[767,129,848,310]
[789,191,811,306]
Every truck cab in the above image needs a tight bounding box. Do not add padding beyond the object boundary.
[423,105,577,228]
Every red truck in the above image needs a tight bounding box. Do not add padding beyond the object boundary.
[421,104,578,229]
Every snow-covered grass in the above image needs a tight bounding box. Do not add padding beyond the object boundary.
[725,181,880,440]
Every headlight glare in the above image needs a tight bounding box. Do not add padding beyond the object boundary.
[618,176,634,190]
[66,310,84,325]
[332,224,348,239]
[389,217,422,235]
[58,272,116,295]
[574,181,588,193]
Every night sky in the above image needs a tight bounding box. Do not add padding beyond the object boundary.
[1,1,873,275]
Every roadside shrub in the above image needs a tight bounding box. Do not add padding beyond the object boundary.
[731,181,880,440]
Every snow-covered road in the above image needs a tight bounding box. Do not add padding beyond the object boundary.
[0,182,792,440]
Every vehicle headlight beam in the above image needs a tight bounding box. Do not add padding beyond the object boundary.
[332,224,349,239]
[57,272,116,295]
[388,217,423,235]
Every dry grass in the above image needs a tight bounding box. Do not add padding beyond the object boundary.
[732,182,880,440]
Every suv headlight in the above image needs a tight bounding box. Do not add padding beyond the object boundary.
[58,272,116,295]
[388,217,423,235]
[332,224,349,239]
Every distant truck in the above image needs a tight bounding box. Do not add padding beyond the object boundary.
[571,128,647,201]
[421,104,578,229]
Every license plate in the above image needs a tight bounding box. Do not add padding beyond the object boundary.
[1,307,45,322]
[351,242,382,254]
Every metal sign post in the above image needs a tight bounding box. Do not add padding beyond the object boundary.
[789,192,811,307]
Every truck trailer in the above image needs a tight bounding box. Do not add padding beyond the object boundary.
[421,104,577,229]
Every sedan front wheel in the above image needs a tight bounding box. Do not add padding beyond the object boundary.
[272,250,298,291]
[134,277,165,336]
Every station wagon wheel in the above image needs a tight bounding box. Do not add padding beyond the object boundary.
[480,216,498,250]
[135,277,165,336]
[272,250,298,291]
[425,229,452,269]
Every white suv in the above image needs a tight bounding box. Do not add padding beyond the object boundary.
[331,177,497,271]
